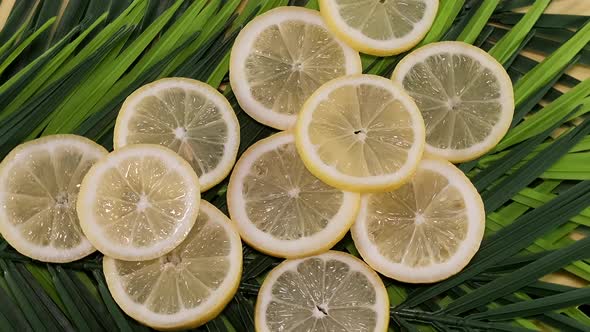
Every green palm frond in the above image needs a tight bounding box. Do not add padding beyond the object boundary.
[0,0,589,331]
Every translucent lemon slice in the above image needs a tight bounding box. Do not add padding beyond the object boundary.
[114,78,239,192]
[77,144,200,261]
[230,6,362,130]
[103,200,242,330]
[256,251,389,332]
[320,0,439,56]
[392,41,514,162]
[227,132,360,258]
[351,158,485,283]
[295,74,425,192]
[0,135,107,263]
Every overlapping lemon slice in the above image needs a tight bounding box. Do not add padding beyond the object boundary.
[230,7,362,130]
[352,158,485,283]
[78,144,200,261]
[104,201,242,330]
[0,135,107,263]
[114,78,239,191]
[320,0,439,56]
[296,74,425,192]
[227,132,359,258]
[392,41,514,162]
[256,251,389,332]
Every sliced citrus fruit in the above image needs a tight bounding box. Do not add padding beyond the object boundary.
[230,6,362,130]
[256,251,389,332]
[103,200,242,330]
[392,41,514,162]
[227,132,359,258]
[114,78,239,192]
[351,158,485,283]
[295,74,425,193]
[0,135,107,263]
[319,0,439,56]
[77,144,200,261]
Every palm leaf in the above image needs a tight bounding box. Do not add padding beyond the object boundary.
[468,287,590,321]
[0,0,589,331]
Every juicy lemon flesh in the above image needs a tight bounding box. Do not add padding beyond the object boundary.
[308,83,415,177]
[400,52,503,151]
[3,145,99,249]
[365,167,468,267]
[246,20,347,117]
[124,87,228,179]
[112,210,233,314]
[335,0,428,40]
[93,156,192,248]
[265,257,379,331]
[242,142,344,240]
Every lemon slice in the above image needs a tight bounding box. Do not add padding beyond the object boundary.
[351,158,485,283]
[114,78,239,192]
[78,144,200,261]
[392,41,514,162]
[295,74,425,193]
[230,6,362,130]
[256,251,389,332]
[103,200,242,330]
[227,132,359,258]
[0,135,107,263]
[320,0,439,56]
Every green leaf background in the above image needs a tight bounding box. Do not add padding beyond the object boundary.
[0,0,589,331]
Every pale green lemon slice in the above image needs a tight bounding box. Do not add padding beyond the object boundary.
[256,251,389,332]
[114,78,239,192]
[78,144,200,261]
[320,0,439,56]
[392,41,514,162]
[104,201,242,330]
[351,158,485,283]
[230,6,362,130]
[0,135,107,263]
[227,132,360,258]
